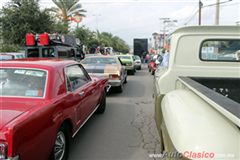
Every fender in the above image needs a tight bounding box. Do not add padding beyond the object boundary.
[161,89,240,159]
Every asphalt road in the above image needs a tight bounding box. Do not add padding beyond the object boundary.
[69,65,161,160]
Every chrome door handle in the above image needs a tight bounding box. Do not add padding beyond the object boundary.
[79,91,85,96]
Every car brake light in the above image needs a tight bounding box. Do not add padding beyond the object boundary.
[26,33,35,46]
[39,33,49,46]
[0,143,7,159]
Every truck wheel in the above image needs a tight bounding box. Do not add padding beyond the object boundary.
[131,70,135,75]
[96,91,106,114]
[51,126,69,160]
[139,66,141,70]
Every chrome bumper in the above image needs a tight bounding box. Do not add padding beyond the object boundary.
[108,79,121,87]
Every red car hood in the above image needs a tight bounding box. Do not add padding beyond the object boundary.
[0,99,43,130]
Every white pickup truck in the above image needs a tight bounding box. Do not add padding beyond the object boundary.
[153,26,240,160]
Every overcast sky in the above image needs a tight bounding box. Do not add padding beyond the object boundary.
[1,0,240,45]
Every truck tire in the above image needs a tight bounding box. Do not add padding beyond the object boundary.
[131,69,135,75]
[96,91,106,114]
[50,125,70,160]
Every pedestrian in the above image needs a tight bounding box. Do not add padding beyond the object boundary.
[145,54,150,63]
[161,49,170,67]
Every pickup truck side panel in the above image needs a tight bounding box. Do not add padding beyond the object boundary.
[154,26,240,159]
[161,89,240,159]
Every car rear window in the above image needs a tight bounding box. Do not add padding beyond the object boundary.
[119,56,131,60]
[0,68,47,98]
[82,57,117,64]
[200,40,240,62]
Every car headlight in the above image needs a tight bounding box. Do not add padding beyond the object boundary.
[0,143,7,159]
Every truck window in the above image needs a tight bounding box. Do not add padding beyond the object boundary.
[42,48,55,57]
[200,40,240,62]
[27,49,39,57]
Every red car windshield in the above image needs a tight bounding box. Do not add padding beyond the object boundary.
[0,68,47,98]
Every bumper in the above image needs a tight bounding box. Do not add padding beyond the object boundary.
[135,64,141,68]
[108,79,121,87]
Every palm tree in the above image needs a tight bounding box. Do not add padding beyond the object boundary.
[52,0,86,30]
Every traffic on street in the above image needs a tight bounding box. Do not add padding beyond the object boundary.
[68,65,161,160]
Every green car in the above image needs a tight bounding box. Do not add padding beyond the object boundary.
[117,55,136,75]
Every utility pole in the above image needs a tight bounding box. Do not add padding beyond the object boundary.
[159,18,170,49]
[199,0,203,25]
[159,18,177,49]
[215,0,220,25]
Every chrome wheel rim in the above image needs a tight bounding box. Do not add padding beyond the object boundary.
[54,131,66,160]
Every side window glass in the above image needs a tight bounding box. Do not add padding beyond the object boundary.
[65,65,89,91]
[27,49,39,57]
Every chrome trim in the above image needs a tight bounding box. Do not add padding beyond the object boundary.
[106,85,111,92]
[72,104,99,138]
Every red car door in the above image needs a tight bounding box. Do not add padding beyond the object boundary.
[65,64,93,126]
[79,65,101,113]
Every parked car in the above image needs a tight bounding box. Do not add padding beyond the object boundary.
[148,54,162,75]
[81,55,127,93]
[0,58,108,160]
[117,55,135,75]
[154,26,240,159]
[133,55,142,70]
[2,52,26,59]
[0,54,14,60]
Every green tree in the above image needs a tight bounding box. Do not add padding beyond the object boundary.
[51,0,86,31]
[0,0,55,46]
[74,26,95,46]
[73,27,129,53]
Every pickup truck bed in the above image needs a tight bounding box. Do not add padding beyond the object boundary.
[179,77,240,124]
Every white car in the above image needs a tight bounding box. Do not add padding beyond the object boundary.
[6,52,26,59]
[133,55,142,70]
[2,52,26,59]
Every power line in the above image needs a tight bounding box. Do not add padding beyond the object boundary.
[184,7,199,25]
[183,0,234,25]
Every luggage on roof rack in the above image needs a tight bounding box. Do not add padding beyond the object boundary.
[24,33,85,60]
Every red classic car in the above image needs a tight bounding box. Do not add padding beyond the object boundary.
[0,58,108,160]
